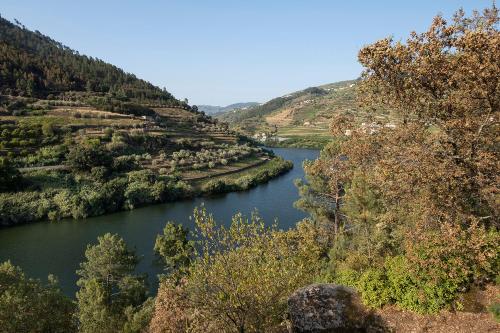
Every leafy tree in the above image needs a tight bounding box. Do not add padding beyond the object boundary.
[154,222,194,274]
[151,208,326,333]
[0,156,22,192]
[66,143,112,172]
[76,233,149,333]
[0,261,76,333]
[301,5,500,313]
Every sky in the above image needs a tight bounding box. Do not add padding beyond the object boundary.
[1,1,493,106]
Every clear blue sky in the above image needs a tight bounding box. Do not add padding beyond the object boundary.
[1,1,493,105]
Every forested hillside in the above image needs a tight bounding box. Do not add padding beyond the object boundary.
[0,15,180,106]
[0,16,291,226]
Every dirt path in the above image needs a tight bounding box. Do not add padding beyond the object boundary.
[183,157,269,181]
[19,165,69,172]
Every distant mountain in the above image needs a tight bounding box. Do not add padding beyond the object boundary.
[198,102,260,115]
[216,79,395,147]
[216,80,359,136]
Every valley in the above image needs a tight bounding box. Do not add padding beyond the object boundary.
[0,17,292,226]
[0,3,498,332]
[217,79,399,148]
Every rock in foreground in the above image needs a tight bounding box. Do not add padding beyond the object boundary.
[288,283,380,333]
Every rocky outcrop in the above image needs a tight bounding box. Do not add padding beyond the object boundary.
[287,283,384,333]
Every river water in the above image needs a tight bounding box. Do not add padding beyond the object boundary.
[0,148,319,296]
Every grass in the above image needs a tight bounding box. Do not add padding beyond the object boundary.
[209,158,274,182]
[182,156,264,180]
[278,126,331,137]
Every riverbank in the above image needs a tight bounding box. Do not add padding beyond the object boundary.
[0,148,319,296]
[0,156,293,227]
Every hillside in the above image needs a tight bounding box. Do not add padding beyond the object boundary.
[0,16,183,106]
[217,79,397,148]
[198,102,259,115]
[0,17,291,226]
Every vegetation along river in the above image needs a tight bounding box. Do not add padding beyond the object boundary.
[0,148,319,296]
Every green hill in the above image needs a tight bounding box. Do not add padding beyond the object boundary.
[0,16,182,106]
[0,17,290,226]
[216,80,360,146]
[216,79,397,148]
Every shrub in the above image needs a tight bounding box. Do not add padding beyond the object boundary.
[488,302,500,323]
[0,157,22,192]
[66,144,112,171]
[152,208,324,332]
[357,268,392,308]
[90,166,110,182]
[124,181,155,209]
[202,179,228,195]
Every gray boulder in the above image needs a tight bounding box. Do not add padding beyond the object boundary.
[288,284,380,333]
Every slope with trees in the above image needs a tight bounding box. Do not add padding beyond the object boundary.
[296,4,499,314]
[0,16,292,227]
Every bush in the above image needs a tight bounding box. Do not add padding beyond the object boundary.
[113,155,139,172]
[151,208,324,332]
[357,268,391,308]
[202,179,229,195]
[488,302,500,323]
[0,157,22,192]
[90,166,110,182]
[66,144,112,171]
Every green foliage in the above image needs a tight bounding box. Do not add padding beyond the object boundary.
[357,268,392,308]
[331,241,500,314]
[123,297,155,333]
[154,222,194,274]
[201,179,228,194]
[488,302,500,323]
[154,207,326,332]
[200,157,293,196]
[0,157,22,192]
[77,233,138,283]
[0,261,76,333]
[0,169,194,226]
[0,16,180,104]
[21,145,67,166]
[384,255,464,314]
[67,143,112,171]
[76,233,148,333]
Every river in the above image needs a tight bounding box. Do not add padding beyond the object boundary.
[0,148,319,296]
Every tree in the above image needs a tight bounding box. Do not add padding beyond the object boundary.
[151,208,326,333]
[0,261,76,333]
[154,222,194,275]
[0,16,181,106]
[76,233,149,333]
[300,5,499,313]
[0,156,22,192]
[66,143,112,172]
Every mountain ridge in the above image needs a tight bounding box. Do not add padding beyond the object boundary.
[0,15,182,107]
[198,102,260,115]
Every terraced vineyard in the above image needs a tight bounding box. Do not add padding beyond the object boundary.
[0,16,292,226]
[217,80,398,148]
